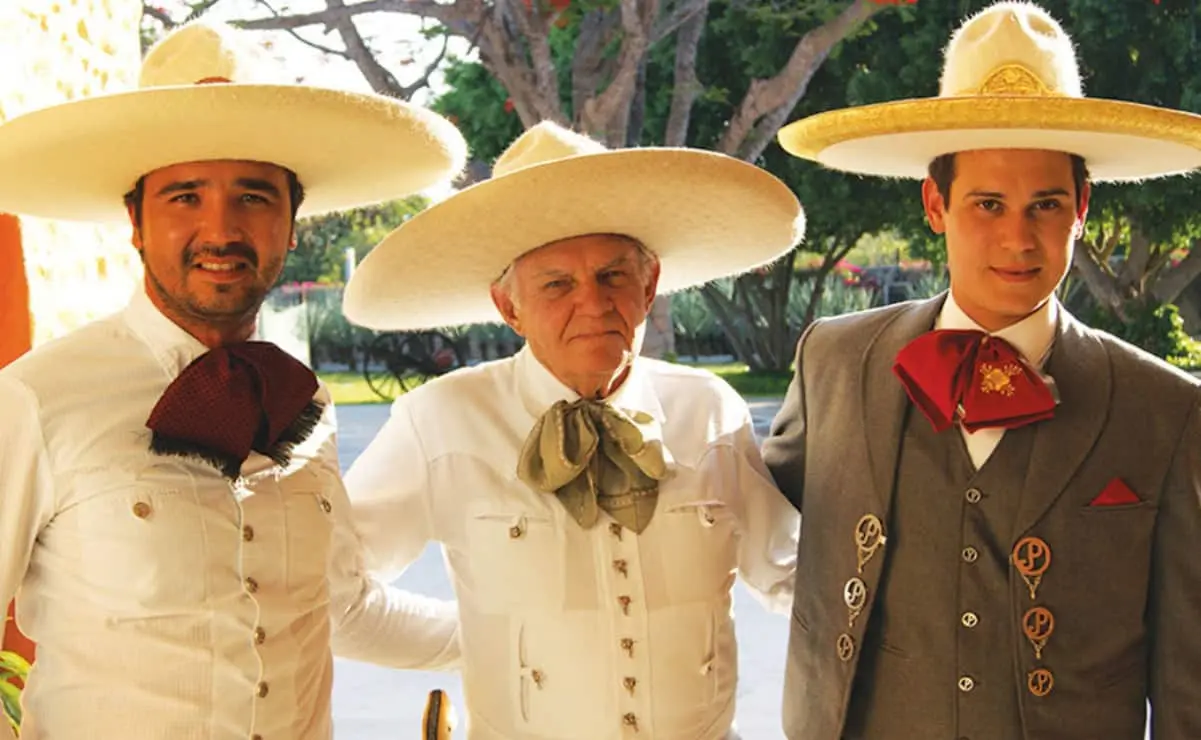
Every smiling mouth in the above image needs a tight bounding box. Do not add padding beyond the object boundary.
[992,266,1041,279]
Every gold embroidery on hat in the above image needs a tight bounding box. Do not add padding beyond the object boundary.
[966,64,1054,97]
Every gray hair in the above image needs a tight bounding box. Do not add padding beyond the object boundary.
[493,235,658,304]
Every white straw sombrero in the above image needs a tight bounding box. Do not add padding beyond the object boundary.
[0,21,466,223]
[778,1,1201,182]
[342,121,805,331]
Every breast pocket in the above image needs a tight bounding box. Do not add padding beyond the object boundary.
[464,507,564,612]
[67,466,231,614]
[282,469,336,601]
[659,499,740,602]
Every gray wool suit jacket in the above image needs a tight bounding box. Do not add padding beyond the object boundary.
[762,295,1201,740]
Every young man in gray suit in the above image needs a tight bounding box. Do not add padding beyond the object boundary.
[764,2,1201,739]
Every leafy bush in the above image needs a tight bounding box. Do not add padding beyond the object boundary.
[1087,301,1201,371]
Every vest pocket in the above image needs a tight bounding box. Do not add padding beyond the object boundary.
[465,508,565,611]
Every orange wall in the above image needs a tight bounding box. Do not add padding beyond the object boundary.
[0,215,35,663]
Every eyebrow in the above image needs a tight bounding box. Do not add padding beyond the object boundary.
[963,188,1071,200]
[154,178,283,198]
[531,255,635,279]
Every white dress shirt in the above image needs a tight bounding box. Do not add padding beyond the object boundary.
[344,346,799,740]
[935,293,1058,469]
[0,289,459,740]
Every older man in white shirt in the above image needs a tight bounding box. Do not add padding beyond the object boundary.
[0,22,465,740]
[340,121,806,739]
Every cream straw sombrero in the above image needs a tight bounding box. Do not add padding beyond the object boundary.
[778,1,1201,182]
[0,21,466,223]
[342,121,805,331]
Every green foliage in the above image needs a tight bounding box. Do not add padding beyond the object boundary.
[432,60,524,164]
[1,644,30,734]
[1086,300,1201,370]
[282,196,428,286]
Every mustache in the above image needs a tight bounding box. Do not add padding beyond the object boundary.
[184,242,259,268]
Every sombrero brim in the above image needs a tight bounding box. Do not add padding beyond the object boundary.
[342,149,804,331]
[778,96,1201,182]
[0,84,466,223]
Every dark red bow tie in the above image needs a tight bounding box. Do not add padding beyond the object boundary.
[146,342,322,478]
[892,330,1056,433]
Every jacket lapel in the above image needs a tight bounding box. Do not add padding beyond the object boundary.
[861,295,945,514]
[1011,310,1112,537]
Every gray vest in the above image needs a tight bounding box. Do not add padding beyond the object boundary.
[842,409,1035,740]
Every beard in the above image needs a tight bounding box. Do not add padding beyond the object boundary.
[141,244,285,326]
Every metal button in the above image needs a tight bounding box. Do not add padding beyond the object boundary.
[622,713,638,731]
[613,559,629,577]
[962,546,979,563]
[254,627,266,645]
[252,735,262,740]
[1027,668,1054,697]
[620,638,634,657]
[256,681,269,698]
[609,522,623,539]
[319,497,332,513]
[530,669,544,688]
[836,633,855,662]
[961,612,979,628]
[244,577,259,594]
[242,525,255,542]
[965,488,982,504]
[132,501,152,519]
[958,676,975,692]
[508,524,523,539]
[618,595,631,615]
[623,676,636,695]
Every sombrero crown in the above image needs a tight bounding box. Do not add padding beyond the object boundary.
[0,21,467,223]
[342,121,805,331]
[778,1,1201,182]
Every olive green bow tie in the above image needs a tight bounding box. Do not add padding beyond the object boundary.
[517,398,668,533]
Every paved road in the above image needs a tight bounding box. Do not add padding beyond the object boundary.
[330,399,789,739]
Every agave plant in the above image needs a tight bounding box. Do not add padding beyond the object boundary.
[0,646,29,735]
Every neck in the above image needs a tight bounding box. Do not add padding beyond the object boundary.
[560,362,633,401]
[145,286,258,349]
[953,294,1049,334]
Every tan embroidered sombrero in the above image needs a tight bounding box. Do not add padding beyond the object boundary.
[341,121,805,331]
[777,1,1201,182]
[0,21,466,223]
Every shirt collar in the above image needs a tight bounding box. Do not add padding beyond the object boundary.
[936,291,1058,368]
[514,345,666,423]
[121,287,211,378]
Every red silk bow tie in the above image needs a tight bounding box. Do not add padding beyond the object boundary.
[146,342,322,478]
[892,330,1056,433]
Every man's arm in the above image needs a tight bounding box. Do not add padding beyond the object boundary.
[326,397,460,670]
[0,377,54,740]
[731,414,798,615]
[760,321,819,511]
[1149,393,1201,739]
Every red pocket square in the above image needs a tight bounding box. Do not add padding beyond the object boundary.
[1089,478,1141,507]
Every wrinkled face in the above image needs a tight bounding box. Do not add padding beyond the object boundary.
[923,149,1089,331]
[130,159,296,330]
[491,234,660,392]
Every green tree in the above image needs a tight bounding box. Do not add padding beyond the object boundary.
[282,196,428,285]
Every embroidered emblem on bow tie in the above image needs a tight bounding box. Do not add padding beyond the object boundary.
[979,361,1023,397]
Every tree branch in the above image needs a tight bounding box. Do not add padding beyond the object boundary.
[142,2,177,28]
[663,0,707,146]
[1117,223,1151,293]
[716,0,882,159]
[579,0,658,145]
[254,0,352,60]
[571,9,620,121]
[1152,240,1201,305]
[1071,240,1124,313]
[507,0,562,123]
[233,1,468,35]
[399,33,450,98]
[651,0,709,43]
